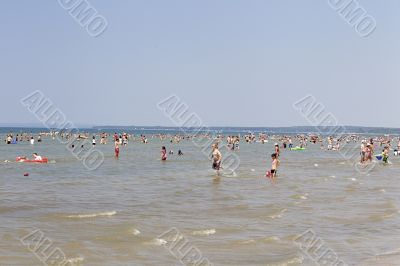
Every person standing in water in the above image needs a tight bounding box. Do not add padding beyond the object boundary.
[6,135,12,144]
[161,146,167,161]
[365,143,373,162]
[360,141,366,163]
[211,143,222,175]
[274,143,280,157]
[114,138,120,158]
[382,146,389,164]
[267,153,280,183]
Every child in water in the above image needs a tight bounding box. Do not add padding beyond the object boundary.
[266,153,280,182]
[382,146,389,164]
[161,146,167,161]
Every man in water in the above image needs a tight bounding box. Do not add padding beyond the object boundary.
[211,144,222,175]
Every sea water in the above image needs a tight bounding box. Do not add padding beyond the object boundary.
[1,129,399,265]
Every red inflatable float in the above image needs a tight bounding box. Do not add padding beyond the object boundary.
[16,156,48,163]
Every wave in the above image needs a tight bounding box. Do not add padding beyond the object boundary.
[147,238,167,246]
[129,228,141,236]
[290,194,308,200]
[67,257,84,265]
[192,229,216,236]
[266,255,304,266]
[375,247,400,257]
[260,236,281,244]
[65,211,116,218]
[269,209,287,219]
[362,248,400,265]
[236,236,281,245]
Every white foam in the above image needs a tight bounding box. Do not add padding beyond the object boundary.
[192,229,216,236]
[266,255,304,266]
[150,238,167,246]
[375,247,400,257]
[67,257,84,265]
[314,163,319,167]
[241,239,256,244]
[130,228,141,236]
[223,171,237,177]
[66,211,116,218]
[169,234,184,242]
[269,209,287,219]
[264,236,280,242]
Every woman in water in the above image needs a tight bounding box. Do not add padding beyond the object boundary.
[364,143,373,162]
[114,138,120,158]
[161,146,167,161]
[274,143,280,157]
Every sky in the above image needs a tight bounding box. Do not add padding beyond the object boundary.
[0,0,399,127]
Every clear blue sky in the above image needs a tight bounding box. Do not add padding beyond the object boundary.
[0,0,399,127]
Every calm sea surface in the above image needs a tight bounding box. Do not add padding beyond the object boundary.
[1,129,400,265]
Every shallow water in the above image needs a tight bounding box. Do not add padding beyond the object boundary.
[1,135,400,265]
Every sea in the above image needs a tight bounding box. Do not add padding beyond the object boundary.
[1,127,400,265]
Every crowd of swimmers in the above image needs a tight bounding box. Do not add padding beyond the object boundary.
[4,131,399,180]
[4,134,42,145]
